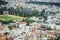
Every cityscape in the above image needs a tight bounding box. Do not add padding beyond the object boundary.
[0,0,60,40]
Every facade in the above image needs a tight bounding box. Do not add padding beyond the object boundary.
[3,11,9,16]
[16,22,27,28]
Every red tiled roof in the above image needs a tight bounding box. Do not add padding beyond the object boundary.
[48,31,54,35]
[32,29,40,35]
[0,26,5,30]
[37,28,47,30]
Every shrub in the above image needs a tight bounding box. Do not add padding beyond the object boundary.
[8,25,16,30]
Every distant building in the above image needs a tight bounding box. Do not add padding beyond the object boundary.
[30,22,40,29]
[47,30,56,39]
[55,25,60,30]
[37,17,44,23]
[0,33,13,40]
[16,22,27,28]
[3,11,9,16]
[0,22,2,26]
[29,16,39,21]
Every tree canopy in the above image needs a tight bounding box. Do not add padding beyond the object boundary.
[0,0,8,5]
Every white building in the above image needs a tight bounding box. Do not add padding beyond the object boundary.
[16,22,27,28]
[56,25,60,30]
[30,22,40,29]
[25,26,32,32]
[29,16,39,21]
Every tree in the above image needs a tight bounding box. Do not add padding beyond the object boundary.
[8,25,16,30]
[8,7,15,15]
[40,9,47,22]
[32,10,39,17]
[47,27,53,30]
[0,0,8,5]
[15,6,20,16]
[55,36,60,40]
[0,0,8,14]
[4,32,9,35]
[21,18,35,26]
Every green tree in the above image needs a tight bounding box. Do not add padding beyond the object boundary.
[21,18,35,26]
[32,10,39,17]
[55,36,60,40]
[0,0,8,14]
[8,25,16,30]
[8,7,15,15]
[0,0,8,5]
[47,27,53,30]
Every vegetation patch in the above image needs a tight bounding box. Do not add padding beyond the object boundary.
[0,15,21,24]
